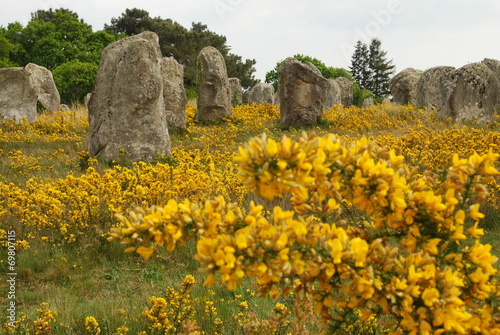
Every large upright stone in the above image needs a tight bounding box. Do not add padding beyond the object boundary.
[229,78,243,106]
[229,78,243,107]
[334,77,353,107]
[248,83,274,104]
[0,67,38,123]
[278,57,329,126]
[390,68,421,105]
[88,31,170,161]
[443,63,499,124]
[416,66,456,117]
[325,79,341,109]
[25,63,60,111]
[197,46,232,121]
[482,58,500,111]
[162,57,187,129]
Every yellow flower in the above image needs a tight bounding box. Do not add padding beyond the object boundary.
[421,287,440,307]
[350,237,369,267]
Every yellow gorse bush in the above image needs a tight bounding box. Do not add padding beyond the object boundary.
[110,132,500,334]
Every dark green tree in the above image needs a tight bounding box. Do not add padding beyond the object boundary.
[2,8,121,103]
[368,38,395,98]
[52,60,98,104]
[350,40,372,89]
[225,53,258,91]
[5,9,120,70]
[104,8,154,35]
[104,9,257,90]
[0,28,16,67]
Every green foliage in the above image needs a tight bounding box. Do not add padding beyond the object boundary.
[353,86,372,107]
[350,40,372,89]
[105,8,258,91]
[104,8,154,35]
[368,38,395,98]
[52,60,98,104]
[0,29,16,68]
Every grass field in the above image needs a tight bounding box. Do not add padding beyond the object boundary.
[1,102,500,334]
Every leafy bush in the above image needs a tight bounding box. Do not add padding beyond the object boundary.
[52,60,98,104]
[110,132,500,334]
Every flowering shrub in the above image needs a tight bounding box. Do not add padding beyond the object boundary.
[111,132,500,334]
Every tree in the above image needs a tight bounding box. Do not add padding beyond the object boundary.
[368,38,395,98]
[52,60,98,104]
[104,9,258,90]
[225,53,258,91]
[0,28,16,67]
[5,9,119,70]
[104,8,154,35]
[2,8,121,103]
[350,40,372,89]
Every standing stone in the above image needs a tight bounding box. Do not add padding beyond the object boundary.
[197,46,232,121]
[324,79,341,109]
[25,63,60,111]
[162,57,187,129]
[416,66,456,117]
[334,77,353,107]
[0,67,38,123]
[278,57,329,127]
[229,78,243,106]
[390,68,421,105]
[362,98,374,108]
[482,58,500,111]
[248,83,275,104]
[443,63,499,124]
[88,31,170,161]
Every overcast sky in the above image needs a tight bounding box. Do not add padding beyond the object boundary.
[1,0,499,81]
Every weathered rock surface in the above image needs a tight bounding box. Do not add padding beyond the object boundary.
[88,31,170,161]
[390,68,421,105]
[443,63,499,124]
[197,46,232,121]
[416,66,456,116]
[248,83,275,104]
[25,63,60,111]
[278,57,329,126]
[334,77,353,107]
[162,57,187,129]
[324,79,341,109]
[363,98,374,108]
[482,58,500,111]
[229,78,243,106]
[0,67,38,123]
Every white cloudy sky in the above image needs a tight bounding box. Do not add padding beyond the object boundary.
[1,0,499,81]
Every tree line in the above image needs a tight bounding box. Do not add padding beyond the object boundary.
[0,8,258,104]
[0,7,396,106]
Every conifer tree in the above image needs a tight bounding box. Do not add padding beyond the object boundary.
[349,40,372,89]
[368,38,395,98]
